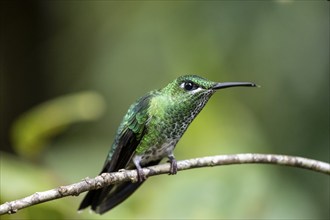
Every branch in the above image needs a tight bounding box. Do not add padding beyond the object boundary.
[1,153,329,215]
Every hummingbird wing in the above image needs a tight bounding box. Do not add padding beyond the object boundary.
[78,92,159,214]
[104,93,153,172]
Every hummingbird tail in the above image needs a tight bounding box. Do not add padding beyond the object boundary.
[98,181,144,214]
[78,160,162,214]
[78,181,144,214]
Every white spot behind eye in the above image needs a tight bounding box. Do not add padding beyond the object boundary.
[179,82,186,90]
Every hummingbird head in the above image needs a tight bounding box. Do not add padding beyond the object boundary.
[163,74,257,99]
[161,75,257,117]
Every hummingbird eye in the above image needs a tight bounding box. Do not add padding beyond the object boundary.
[181,81,199,91]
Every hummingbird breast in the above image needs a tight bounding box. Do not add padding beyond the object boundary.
[135,92,212,165]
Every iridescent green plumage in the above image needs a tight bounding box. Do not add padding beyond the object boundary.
[78,75,256,214]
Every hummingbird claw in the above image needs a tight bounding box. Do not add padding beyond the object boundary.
[168,155,178,175]
[133,156,147,182]
[137,168,147,182]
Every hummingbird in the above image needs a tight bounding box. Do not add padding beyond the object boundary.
[78,75,257,214]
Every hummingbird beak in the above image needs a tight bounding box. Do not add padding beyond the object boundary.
[212,82,258,90]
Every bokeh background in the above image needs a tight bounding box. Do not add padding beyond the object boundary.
[1,1,329,219]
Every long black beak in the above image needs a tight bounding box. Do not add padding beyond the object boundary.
[212,82,258,90]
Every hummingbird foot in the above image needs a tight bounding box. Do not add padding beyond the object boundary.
[137,167,147,182]
[167,155,178,175]
[133,156,147,182]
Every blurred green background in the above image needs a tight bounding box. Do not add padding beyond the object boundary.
[1,1,329,219]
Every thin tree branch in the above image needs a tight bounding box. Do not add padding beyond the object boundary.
[1,153,329,215]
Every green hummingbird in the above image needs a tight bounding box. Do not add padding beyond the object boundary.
[78,75,257,214]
